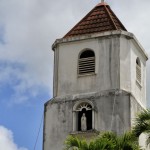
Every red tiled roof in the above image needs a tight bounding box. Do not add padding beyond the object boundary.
[64,2,127,38]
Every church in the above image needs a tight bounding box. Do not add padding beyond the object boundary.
[43,1,148,150]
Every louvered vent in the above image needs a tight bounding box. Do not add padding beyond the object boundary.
[136,65,141,83]
[136,58,141,84]
[78,50,95,75]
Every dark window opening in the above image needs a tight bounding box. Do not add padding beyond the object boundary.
[78,108,92,131]
[80,50,95,58]
[136,58,141,83]
[136,58,141,66]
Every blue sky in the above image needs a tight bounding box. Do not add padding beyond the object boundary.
[0,0,150,150]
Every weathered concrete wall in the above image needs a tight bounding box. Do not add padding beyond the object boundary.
[53,32,147,107]
[43,90,131,150]
[130,41,147,107]
[48,31,148,150]
[120,36,131,92]
[53,35,120,97]
[130,96,147,149]
[119,35,147,108]
[43,100,73,150]
[95,91,130,134]
[130,95,143,127]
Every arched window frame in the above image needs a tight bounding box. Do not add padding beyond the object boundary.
[73,100,95,132]
[136,57,141,85]
[78,49,95,76]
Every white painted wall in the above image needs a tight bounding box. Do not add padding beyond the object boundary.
[120,36,147,108]
[53,32,147,108]
[120,36,131,92]
[54,36,120,97]
[45,31,148,150]
[130,41,147,107]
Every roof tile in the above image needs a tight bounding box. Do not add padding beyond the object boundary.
[64,2,127,38]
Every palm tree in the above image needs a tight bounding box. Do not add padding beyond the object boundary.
[64,134,115,150]
[133,109,150,146]
[88,134,115,150]
[64,131,140,150]
[119,132,140,150]
[99,131,140,150]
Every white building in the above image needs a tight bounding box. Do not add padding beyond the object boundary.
[43,2,148,150]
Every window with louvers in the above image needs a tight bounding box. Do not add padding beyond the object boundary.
[78,50,95,75]
[136,58,141,84]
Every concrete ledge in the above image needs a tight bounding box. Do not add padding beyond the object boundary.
[52,30,148,60]
[45,89,130,106]
[52,30,133,50]
[70,129,99,140]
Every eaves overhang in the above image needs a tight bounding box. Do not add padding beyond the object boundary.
[52,30,148,61]
[131,35,148,61]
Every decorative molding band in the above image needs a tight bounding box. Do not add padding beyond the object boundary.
[45,89,130,106]
[52,30,132,50]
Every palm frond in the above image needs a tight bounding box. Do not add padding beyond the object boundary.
[64,132,140,150]
[88,141,94,150]
[100,131,117,140]
[80,139,89,150]
[135,109,150,123]
[95,137,115,150]
[133,109,150,137]
[64,136,81,150]
[118,132,140,150]
[64,136,89,150]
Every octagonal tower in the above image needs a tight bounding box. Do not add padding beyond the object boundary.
[43,2,148,150]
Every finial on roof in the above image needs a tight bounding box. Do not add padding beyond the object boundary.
[64,0,127,38]
[97,0,107,6]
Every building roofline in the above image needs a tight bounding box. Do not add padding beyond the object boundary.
[63,2,127,38]
[52,30,148,60]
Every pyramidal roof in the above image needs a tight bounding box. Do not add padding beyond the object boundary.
[64,2,127,38]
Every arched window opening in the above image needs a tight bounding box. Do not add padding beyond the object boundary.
[80,50,94,58]
[73,102,93,132]
[136,58,141,84]
[78,50,95,75]
[78,107,92,131]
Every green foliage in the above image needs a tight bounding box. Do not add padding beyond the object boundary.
[133,109,150,146]
[99,131,140,150]
[115,132,140,150]
[92,135,115,150]
[64,136,88,150]
[64,109,150,150]
[64,132,140,150]
[64,109,150,149]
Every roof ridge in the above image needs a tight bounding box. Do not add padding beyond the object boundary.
[107,6,127,31]
[104,5,118,30]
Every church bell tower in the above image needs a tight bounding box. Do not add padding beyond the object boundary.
[43,2,148,150]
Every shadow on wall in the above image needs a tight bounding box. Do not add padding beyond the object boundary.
[147,59,150,107]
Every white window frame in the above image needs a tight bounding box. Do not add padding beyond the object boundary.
[136,57,142,89]
[78,49,95,76]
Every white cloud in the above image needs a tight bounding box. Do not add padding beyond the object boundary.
[0,62,48,105]
[0,0,149,149]
[0,126,28,150]
[0,0,150,104]
[0,0,55,104]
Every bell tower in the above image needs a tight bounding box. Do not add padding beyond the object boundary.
[43,2,148,150]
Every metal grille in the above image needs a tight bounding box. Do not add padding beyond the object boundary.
[136,65,141,83]
[78,57,95,75]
